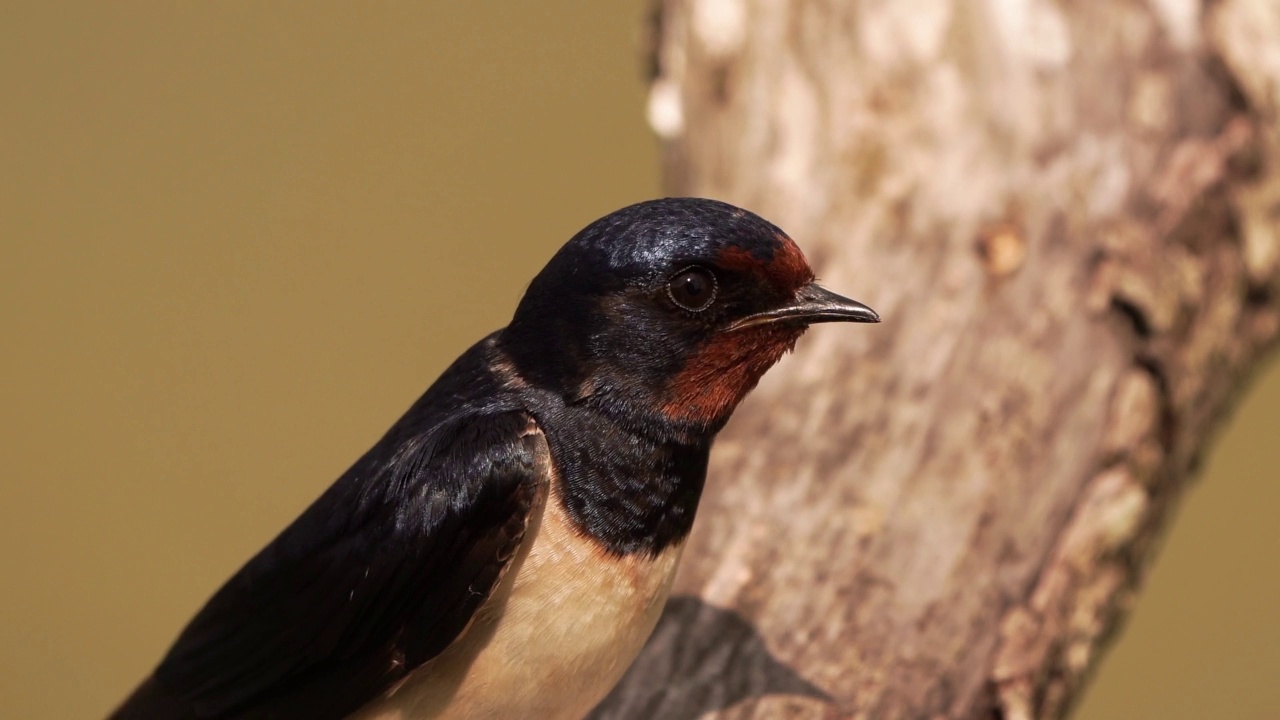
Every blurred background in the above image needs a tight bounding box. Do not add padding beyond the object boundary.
[1,3,1276,718]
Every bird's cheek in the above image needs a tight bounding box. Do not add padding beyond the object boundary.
[659,329,799,426]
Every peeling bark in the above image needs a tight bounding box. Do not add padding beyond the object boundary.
[592,1,1280,718]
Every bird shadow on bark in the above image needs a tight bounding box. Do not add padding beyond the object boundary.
[586,596,829,719]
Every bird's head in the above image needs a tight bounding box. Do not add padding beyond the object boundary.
[501,198,878,438]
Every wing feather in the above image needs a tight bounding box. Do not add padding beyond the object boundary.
[111,409,547,720]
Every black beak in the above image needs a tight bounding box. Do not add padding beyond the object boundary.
[726,282,880,331]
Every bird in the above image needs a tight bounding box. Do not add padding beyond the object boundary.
[110,197,879,720]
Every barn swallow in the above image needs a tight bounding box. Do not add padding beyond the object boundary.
[110,197,879,720]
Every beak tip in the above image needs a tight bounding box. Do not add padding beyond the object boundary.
[806,283,879,324]
[848,307,880,324]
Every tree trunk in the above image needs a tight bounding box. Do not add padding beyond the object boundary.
[591,1,1280,718]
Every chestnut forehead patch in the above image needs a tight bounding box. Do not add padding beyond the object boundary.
[714,232,814,293]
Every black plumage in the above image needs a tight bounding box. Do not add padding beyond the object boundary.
[117,339,547,719]
[111,198,878,720]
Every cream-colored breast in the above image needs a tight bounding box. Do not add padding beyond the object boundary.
[350,474,684,720]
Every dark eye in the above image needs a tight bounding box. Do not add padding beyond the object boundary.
[667,267,717,312]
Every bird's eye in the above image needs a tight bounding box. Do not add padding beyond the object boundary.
[667,267,717,312]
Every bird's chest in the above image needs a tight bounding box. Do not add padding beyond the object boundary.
[351,485,684,720]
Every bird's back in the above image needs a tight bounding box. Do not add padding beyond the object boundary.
[111,333,551,720]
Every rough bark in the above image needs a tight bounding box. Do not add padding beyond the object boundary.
[591,1,1280,718]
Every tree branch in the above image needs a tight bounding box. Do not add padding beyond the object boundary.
[592,1,1280,717]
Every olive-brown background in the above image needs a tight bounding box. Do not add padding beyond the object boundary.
[2,4,1276,718]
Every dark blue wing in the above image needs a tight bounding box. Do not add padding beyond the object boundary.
[112,407,547,720]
